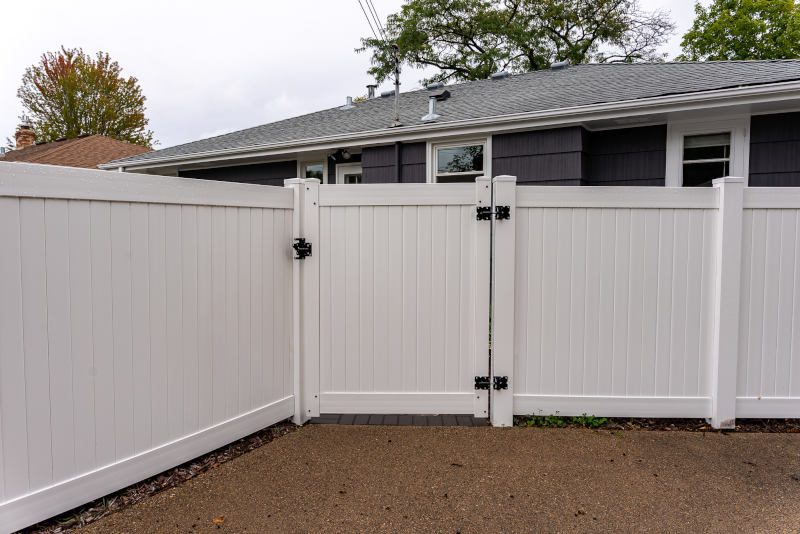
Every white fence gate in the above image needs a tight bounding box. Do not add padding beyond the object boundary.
[3,163,800,531]
[291,179,491,418]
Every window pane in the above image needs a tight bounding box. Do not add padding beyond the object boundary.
[437,145,484,174]
[683,160,729,187]
[305,163,324,179]
[343,173,361,184]
[683,133,730,161]
[684,133,730,149]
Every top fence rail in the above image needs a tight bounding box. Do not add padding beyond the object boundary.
[0,162,294,209]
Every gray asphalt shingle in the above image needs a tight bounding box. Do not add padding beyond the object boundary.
[116,60,800,166]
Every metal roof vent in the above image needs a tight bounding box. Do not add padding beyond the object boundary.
[366,84,377,98]
[421,95,441,123]
[380,89,395,98]
[426,81,444,90]
[490,70,510,80]
[340,96,355,110]
[550,60,570,70]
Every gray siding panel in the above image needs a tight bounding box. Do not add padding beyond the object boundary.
[492,127,585,185]
[178,160,297,186]
[750,112,800,186]
[362,142,427,183]
[493,152,584,182]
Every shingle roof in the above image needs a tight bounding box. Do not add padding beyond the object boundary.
[114,60,800,166]
[1,135,151,168]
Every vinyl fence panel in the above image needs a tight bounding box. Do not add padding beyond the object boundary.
[0,163,294,532]
[510,185,721,418]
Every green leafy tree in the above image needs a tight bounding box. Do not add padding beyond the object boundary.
[679,0,800,61]
[17,47,154,146]
[358,0,675,84]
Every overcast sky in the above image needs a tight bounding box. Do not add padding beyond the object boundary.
[1,0,703,149]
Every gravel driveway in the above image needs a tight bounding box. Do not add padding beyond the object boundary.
[83,425,800,533]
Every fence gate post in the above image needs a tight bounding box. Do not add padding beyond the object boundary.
[285,178,320,424]
[491,175,516,427]
[474,176,491,419]
[709,177,745,429]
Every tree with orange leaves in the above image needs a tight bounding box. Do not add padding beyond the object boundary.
[17,46,154,147]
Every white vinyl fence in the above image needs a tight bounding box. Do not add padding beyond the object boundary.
[0,163,294,531]
[491,177,800,427]
[313,181,490,416]
[3,164,800,531]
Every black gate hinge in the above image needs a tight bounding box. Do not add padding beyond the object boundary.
[476,205,511,221]
[474,376,491,390]
[292,238,312,259]
[493,376,509,390]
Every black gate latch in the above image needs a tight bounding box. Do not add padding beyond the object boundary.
[493,376,509,390]
[292,238,312,259]
[474,376,491,390]
[476,206,511,221]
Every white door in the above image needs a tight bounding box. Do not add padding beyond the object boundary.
[336,164,362,184]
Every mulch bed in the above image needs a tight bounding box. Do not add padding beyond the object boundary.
[20,420,297,534]
[514,416,800,433]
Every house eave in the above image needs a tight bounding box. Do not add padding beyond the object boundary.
[101,80,800,172]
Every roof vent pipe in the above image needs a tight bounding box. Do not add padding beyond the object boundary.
[426,81,444,90]
[420,96,441,122]
[340,96,355,110]
[550,60,569,70]
[367,84,377,98]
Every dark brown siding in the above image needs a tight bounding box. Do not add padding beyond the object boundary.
[362,142,427,183]
[750,112,800,187]
[492,127,585,185]
[585,125,666,186]
[178,160,297,186]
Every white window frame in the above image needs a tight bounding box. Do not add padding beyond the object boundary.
[666,116,749,187]
[335,163,363,184]
[427,137,491,183]
[297,159,328,183]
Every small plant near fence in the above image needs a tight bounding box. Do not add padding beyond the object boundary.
[516,412,608,429]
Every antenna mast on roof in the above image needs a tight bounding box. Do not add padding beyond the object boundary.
[390,43,402,127]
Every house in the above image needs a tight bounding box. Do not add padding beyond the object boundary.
[103,61,800,188]
[2,124,151,169]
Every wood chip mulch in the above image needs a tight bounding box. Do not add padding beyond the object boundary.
[20,420,297,534]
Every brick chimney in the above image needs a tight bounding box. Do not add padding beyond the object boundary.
[15,122,36,149]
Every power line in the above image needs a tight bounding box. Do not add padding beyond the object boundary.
[357,0,380,41]
[365,0,386,40]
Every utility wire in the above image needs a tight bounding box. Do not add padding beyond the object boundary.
[357,0,380,41]
[365,0,386,40]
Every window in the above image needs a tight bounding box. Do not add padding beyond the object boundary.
[682,133,731,187]
[432,141,486,183]
[336,164,362,184]
[665,117,749,187]
[302,162,324,180]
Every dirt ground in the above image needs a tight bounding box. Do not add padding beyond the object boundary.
[82,425,800,533]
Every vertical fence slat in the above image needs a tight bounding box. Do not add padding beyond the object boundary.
[110,203,134,460]
[20,199,53,489]
[182,206,199,432]
[44,199,75,482]
[130,203,152,451]
[0,197,29,498]
[90,201,115,467]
